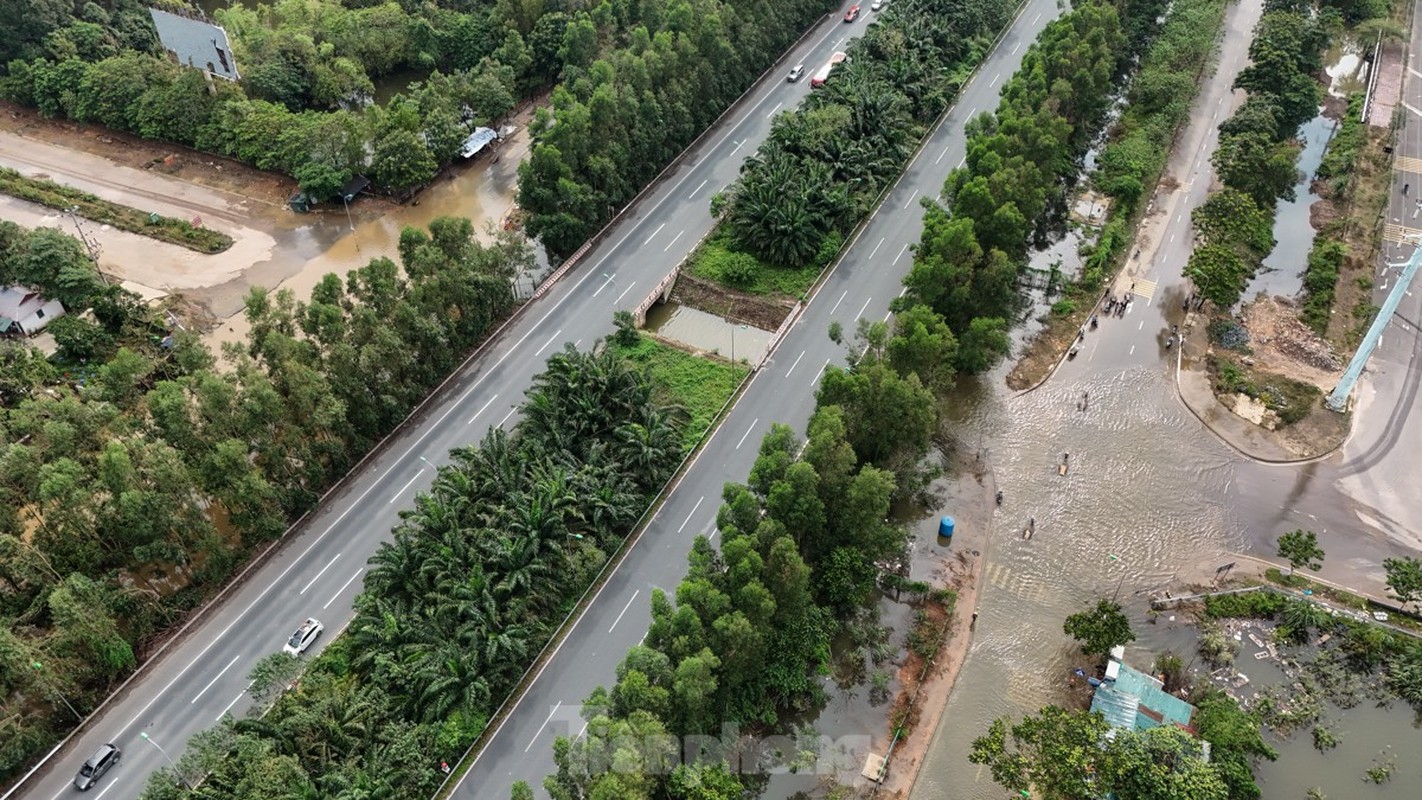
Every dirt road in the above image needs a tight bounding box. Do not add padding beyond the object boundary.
[0,106,528,339]
[0,128,299,307]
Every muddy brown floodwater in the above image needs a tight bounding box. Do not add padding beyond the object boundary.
[912,365,1248,798]
[204,137,527,355]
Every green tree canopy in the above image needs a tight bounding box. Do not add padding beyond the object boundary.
[1063,598,1136,657]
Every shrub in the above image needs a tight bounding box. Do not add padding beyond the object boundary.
[1300,236,1344,335]
[1211,357,1254,396]
[1204,588,1287,619]
[1207,317,1250,350]
[720,253,760,288]
[1051,299,1077,317]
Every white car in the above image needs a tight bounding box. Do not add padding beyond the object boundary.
[871,0,884,10]
[283,618,323,655]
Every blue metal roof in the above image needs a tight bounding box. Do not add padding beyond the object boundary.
[1090,661,1195,732]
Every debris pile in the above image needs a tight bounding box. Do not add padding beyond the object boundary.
[1241,295,1341,374]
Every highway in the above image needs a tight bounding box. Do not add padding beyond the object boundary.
[12,1,1063,798]
[453,1,1063,796]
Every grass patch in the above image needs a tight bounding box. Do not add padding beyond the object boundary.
[685,232,825,300]
[612,334,749,452]
[1208,356,1321,425]
[0,166,234,254]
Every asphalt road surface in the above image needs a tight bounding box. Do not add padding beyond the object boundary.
[452,1,1063,796]
[1232,7,1422,584]
[13,2,1062,798]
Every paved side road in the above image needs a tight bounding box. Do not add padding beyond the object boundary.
[9,6,883,800]
[452,1,1064,796]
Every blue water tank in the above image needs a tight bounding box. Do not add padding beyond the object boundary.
[938,516,955,539]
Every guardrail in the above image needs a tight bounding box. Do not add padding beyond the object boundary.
[633,264,683,326]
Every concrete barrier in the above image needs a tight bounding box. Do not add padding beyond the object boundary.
[633,265,683,326]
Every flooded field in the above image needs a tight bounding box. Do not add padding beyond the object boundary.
[644,301,775,364]
[1244,111,1337,300]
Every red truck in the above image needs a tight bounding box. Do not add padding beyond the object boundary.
[810,52,848,88]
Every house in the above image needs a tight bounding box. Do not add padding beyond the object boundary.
[0,286,65,336]
[1089,646,1197,734]
[460,127,500,159]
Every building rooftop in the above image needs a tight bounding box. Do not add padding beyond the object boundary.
[1090,655,1196,733]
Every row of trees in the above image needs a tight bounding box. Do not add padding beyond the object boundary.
[1185,4,1330,309]
[1088,0,1231,286]
[137,345,689,799]
[534,314,949,797]
[901,0,1145,374]
[517,0,838,256]
[536,298,953,795]
[1,49,519,198]
[5,1,833,198]
[2,0,671,116]
[0,217,525,781]
[712,0,1017,272]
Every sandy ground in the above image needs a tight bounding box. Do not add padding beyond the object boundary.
[875,465,994,798]
[0,193,270,295]
[1237,295,1342,391]
[0,129,286,304]
[0,100,536,350]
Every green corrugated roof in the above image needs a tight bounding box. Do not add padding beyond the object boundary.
[1091,683,1140,730]
[1090,662,1196,732]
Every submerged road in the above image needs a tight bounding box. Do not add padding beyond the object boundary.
[913,0,1422,796]
[14,1,1065,798]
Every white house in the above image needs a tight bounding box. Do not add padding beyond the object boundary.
[0,286,66,336]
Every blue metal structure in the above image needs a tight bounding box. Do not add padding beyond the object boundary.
[1327,237,1422,411]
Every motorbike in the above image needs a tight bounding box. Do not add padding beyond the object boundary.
[1089,314,1099,331]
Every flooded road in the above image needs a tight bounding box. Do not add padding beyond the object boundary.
[912,365,1246,798]
[202,140,526,354]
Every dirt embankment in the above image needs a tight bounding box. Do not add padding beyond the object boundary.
[669,273,795,331]
[874,462,993,798]
[0,100,297,208]
[1238,295,1342,390]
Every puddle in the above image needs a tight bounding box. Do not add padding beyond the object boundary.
[1243,112,1336,300]
[643,302,773,364]
[1326,52,1367,98]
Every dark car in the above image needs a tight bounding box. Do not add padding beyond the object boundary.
[74,743,120,791]
[844,4,861,22]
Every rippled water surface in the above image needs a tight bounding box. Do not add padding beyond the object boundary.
[913,366,1248,798]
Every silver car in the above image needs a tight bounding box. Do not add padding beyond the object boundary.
[787,64,805,82]
[74,743,120,791]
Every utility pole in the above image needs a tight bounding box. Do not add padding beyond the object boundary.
[140,732,188,788]
[30,662,81,720]
[64,206,109,286]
